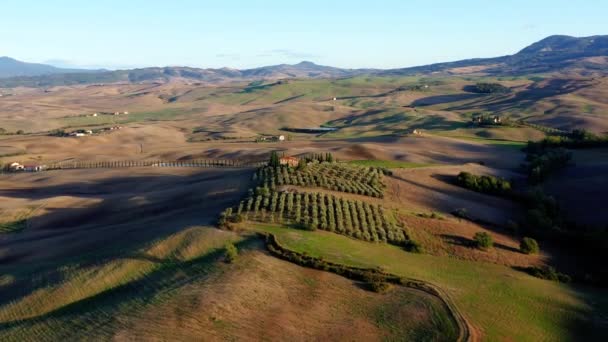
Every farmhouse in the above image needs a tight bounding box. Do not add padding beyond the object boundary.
[279,156,299,167]
[23,164,47,172]
[471,115,502,125]
[8,162,24,171]
[6,162,46,172]
[257,135,286,142]
[69,129,93,137]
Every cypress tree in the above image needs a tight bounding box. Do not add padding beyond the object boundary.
[269,151,280,167]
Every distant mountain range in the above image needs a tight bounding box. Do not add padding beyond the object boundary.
[0,35,606,87]
[378,35,608,76]
[0,56,103,78]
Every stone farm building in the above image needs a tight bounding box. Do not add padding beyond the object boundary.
[7,162,46,172]
[279,156,299,167]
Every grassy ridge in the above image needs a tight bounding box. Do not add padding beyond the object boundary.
[251,224,608,342]
[0,227,243,340]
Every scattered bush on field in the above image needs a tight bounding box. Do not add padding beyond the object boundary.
[224,242,238,263]
[520,237,540,254]
[473,232,493,250]
[417,212,444,220]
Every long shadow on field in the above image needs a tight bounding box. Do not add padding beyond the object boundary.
[0,237,260,337]
[440,234,521,253]
[448,79,595,113]
[0,168,253,308]
[411,93,485,107]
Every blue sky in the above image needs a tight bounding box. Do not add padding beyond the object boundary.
[1,0,606,69]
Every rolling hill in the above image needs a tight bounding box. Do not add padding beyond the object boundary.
[380,35,608,76]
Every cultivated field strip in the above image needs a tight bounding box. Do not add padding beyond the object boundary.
[234,191,407,245]
[254,163,389,198]
[222,162,413,247]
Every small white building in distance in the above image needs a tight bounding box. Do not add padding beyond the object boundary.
[92,113,98,117]
[332,97,337,101]
[9,162,24,171]
[278,135,285,141]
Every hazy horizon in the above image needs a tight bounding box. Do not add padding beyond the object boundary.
[2,0,607,70]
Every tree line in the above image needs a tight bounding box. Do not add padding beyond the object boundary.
[524,142,572,184]
[43,159,266,170]
[528,129,608,149]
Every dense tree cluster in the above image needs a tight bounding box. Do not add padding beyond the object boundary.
[456,172,512,196]
[470,82,511,94]
[269,151,281,167]
[524,145,572,184]
[254,163,388,198]
[528,129,608,149]
[524,189,564,234]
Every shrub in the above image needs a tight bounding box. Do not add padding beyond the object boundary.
[404,240,424,254]
[224,242,238,263]
[417,212,444,220]
[453,208,469,220]
[231,214,244,223]
[525,266,571,283]
[473,232,493,250]
[367,281,391,293]
[520,237,540,254]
